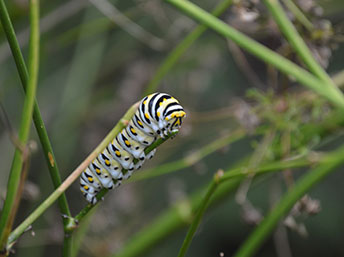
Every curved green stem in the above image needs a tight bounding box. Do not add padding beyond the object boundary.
[0,0,40,250]
[234,144,344,257]
[164,0,344,109]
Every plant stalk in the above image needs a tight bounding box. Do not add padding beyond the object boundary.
[264,0,336,88]
[233,144,344,257]
[7,103,139,246]
[164,0,344,109]
[0,0,40,251]
[0,0,72,222]
[144,0,234,95]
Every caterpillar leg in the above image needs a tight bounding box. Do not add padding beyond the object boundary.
[80,188,98,204]
[113,178,122,188]
[134,155,146,170]
[121,169,133,180]
[134,161,143,170]
[146,148,156,160]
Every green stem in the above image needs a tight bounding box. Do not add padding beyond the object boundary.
[0,0,71,220]
[131,129,246,182]
[71,207,98,257]
[0,0,40,251]
[111,176,244,257]
[264,0,336,87]
[63,235,73,257]
[233,144,344,257]
[220,157,310,182]
[177,177,219,257]
[7,103,177,246]
[73,132,176,223]
[164,0,344,109]
[176,156,310,257]
[143,0,234,95]
[112,154,311,257]
[7,103,139,246]
[281,0,313,31]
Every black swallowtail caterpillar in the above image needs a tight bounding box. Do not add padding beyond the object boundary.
[80,92,186,204]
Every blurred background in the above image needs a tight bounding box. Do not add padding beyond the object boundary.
[1,0,344,256]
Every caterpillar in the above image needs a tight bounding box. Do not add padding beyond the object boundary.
[80,92,186,204]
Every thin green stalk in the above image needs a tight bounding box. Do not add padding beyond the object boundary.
[131,129,246,182]
[220,157,310,182]
[264,0,336,88]
[177,173,220,257]
[8,103,178,247]
[0,0,72,220]
[71,207,98,257]
[143,0,233,95]
[61,8,111,256]
[281,0,313,31]
[112,154,311,257]
[0,0,39,251]
[233,144,344,257]
[176,156,310,257]
[164,0,344,109]
[75,130,245,255]
[63,235,73,257]
[111,176,244,257]
[7,102,139,246]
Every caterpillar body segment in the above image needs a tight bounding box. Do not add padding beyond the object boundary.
[108,139,135,171]
[118,128,145,160]
[81,190,97,204]
[80,93,186,204]
[81,167,102,190]
[80,177,98,194]
[133,113,155,137]
[126,119,156,146]
[97,150,123,180]
[88,159,114,189]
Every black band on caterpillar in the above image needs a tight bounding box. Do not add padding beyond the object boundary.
[80,93,186,204]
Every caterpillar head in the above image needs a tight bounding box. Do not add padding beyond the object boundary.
[163,109,186,134]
